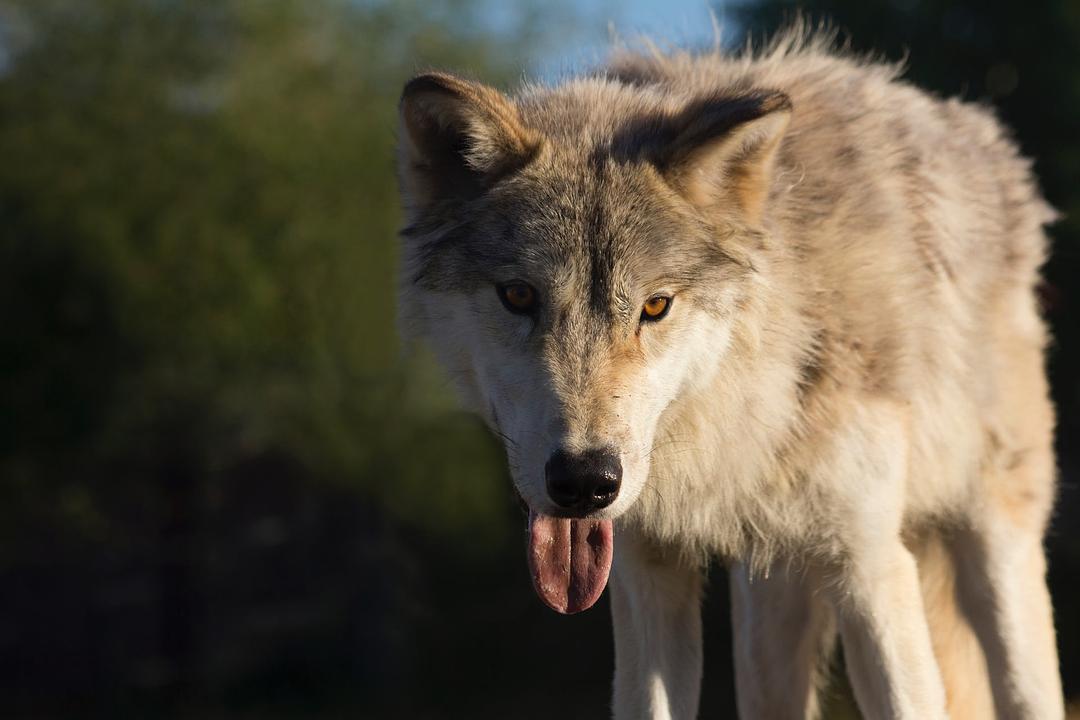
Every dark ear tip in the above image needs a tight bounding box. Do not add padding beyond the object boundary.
[401,72,463,107]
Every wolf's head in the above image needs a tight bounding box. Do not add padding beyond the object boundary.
[396,71,790,613]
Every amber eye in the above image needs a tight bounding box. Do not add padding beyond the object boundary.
[497,282,537,315]
[640,295,671,322]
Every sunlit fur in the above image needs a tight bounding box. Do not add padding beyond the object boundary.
[397,26,1063,720]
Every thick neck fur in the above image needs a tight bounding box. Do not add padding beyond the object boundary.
[625,212,818,568]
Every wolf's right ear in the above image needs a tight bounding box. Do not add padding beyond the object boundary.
[651,91,792,224]
[398,73,541,216]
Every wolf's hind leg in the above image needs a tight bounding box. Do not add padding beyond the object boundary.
[953,520,1063,720]
[730,561,837,720]
[910,533,995,720]
[610,529,703,720]
[951,427,1063,720]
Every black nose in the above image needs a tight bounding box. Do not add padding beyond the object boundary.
[545,448,622,514]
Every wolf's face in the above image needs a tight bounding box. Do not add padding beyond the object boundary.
[397,72,789,612]
[407,156,748,519]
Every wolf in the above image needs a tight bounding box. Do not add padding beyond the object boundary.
[395,28,1064,720]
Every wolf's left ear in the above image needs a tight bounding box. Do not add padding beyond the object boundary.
[653,91,791,224]
[398,72,541,216]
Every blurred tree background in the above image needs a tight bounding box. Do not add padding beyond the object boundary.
[0,0,1075,718]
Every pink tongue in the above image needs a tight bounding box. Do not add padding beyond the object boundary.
[527,511,613,614]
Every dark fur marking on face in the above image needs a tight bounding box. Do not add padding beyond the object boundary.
[586,159,616,320]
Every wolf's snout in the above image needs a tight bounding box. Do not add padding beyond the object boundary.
[544,448,622,514]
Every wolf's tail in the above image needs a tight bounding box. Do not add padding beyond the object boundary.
[913,533,996,719]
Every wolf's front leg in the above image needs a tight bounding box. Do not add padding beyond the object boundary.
[730,561,837,720]
[815,400,948,719]
[609,528,703,720]
[831,540,949,720]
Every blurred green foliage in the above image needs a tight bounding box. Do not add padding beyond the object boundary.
[0,0,569,552]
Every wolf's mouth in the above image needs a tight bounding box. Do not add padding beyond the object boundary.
[526,511,613,614]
